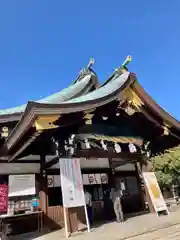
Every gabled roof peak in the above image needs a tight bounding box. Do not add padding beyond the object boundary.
[0,62,98,120]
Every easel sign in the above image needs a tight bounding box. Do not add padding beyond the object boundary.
[59,158,90,238]
[142,172,169,215]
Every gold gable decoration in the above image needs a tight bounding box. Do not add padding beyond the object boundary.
[83,109,95,125]
[90,135,143,146]
[122,87,144,116]
[1,126,9,137]
[34,115,60,131]
[163,123,170,136]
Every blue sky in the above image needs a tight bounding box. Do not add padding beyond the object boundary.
[0,1,180,119]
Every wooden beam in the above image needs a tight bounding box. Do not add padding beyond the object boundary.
[45,156,59,169]
[0,160,40,164]
[8,132,41,162]
[141,107,180,141]
[46,169,60,175]
[73,149,142,160]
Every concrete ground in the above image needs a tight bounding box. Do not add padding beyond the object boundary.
[129,224,180,239]
[15,208,180,240]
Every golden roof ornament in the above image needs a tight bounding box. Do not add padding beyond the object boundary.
[121,55,132,69]
[115,55,132,73]
[1,126,9,137]
[163,125,169,135]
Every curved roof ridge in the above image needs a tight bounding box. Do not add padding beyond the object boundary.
[0,72,98,117]
[62,72,130,104]
[101,69,127,87]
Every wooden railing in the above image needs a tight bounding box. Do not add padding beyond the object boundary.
[47,205,64,228]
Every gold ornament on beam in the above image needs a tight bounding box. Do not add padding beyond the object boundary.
[83,114,94,124]
[83,109,95,125]
[34,115,59,131]
[1,126,9,137]
[121,87,144,116]
[163,125,170,136]
[124,101,137,116]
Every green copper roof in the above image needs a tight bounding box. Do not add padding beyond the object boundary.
[64,72,130,104]
[0,74,95,116]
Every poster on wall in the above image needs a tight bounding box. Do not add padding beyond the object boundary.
[100,173,108,184]
[8,174,36,197]
[0,185,8,212]
[48,175,61,188]
[83,174,100,185]
[142,172,169,215]
[48,173,108,187]
[82,173,108,185]
[48,176,54,188]
[59,158,85,208]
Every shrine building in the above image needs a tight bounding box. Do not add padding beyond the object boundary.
[0,57,180,234]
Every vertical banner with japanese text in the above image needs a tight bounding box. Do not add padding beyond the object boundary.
[60,158,85,208]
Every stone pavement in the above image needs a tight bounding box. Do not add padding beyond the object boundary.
[13,208,180,240]
[27,209,180,240]
[129,224,180,239]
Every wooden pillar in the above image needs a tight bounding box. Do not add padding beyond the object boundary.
[135,162,146,210]
[39,154,48,214]
[108,158,116,188]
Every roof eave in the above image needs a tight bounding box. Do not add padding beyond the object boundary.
[5,72,133,151]
[133,81,180,131]
[0,73,99,124]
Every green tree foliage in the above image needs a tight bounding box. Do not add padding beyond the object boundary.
[151,146,180,188]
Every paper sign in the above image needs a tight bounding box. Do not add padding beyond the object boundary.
[9,175,35,197]
[60,158,85,208]
[142,172,168,214]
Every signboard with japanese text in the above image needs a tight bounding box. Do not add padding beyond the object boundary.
[8,175,36,197]
[82,173,108,185]
[59,158,85,208]
[142,172,168,214]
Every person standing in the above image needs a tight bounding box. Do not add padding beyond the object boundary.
[103,189,113,221]
[85,190,93,226]
[110,186,124,223]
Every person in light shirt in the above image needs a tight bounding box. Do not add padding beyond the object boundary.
[110,185,124,223]
[84,189,93,225]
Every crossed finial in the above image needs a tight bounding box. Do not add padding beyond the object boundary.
[87,58,95,69]
[121,55,132,68]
